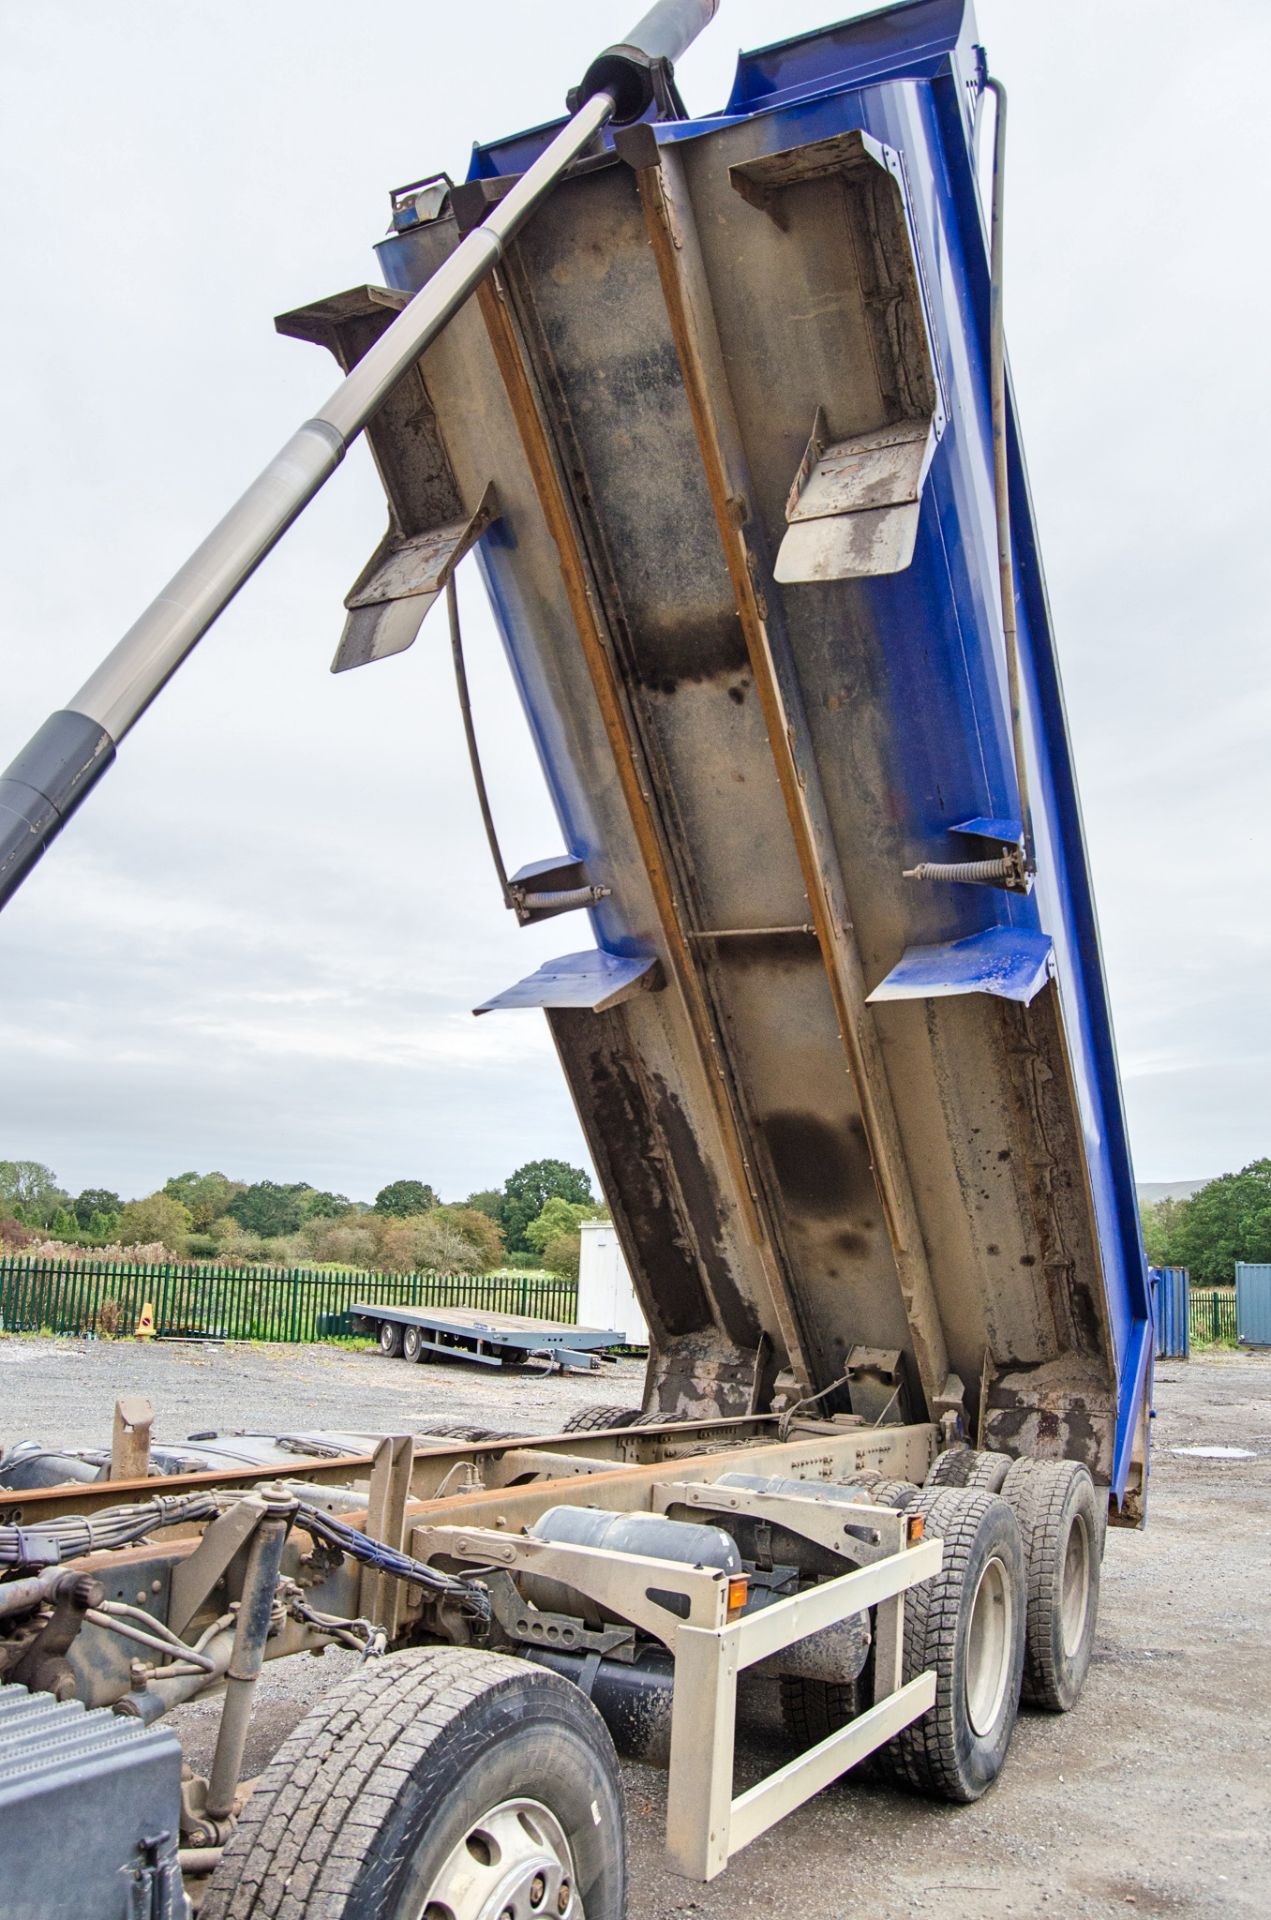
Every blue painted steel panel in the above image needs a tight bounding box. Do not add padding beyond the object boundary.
[379,0,1152,1497]
[867,926,1052,1005]
[1150,1267,1189,1361]
[1235,1264,1271,1347]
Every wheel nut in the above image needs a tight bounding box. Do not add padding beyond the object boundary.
[557,1884,571,1915]
[530,1875,546,1907]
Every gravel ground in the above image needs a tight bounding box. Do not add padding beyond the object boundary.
[0,1334,651,1449]
[2,1338,1267,1917]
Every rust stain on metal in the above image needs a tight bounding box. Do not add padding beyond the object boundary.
[635,148,955,1416]
[474,273,811,1392]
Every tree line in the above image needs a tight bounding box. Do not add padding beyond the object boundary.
[0,1157,607,1281]
[1139,1158,1271,1290]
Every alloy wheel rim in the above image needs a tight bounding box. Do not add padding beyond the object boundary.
[1059,1513,1091,1655]
[964,1552,1014,1737]
[419,1797,581,1920]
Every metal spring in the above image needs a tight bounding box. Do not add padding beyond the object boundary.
[902,856,1018,886]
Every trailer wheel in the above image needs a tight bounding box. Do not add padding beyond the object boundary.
[402,1324,430,1363]
[378,1319,404,1359]
[879,1487,1025,1803]
[560,1404,650,1433]
[202,1647,626,1920]
[1000,1457,1101,1711]
[926,1447,1010,1493]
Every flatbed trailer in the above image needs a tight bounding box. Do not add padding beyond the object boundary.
[353,1299,625,1370]
[0,2,1153,1916]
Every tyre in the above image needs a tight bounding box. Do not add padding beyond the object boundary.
[856,1477,920,1510]
[880,1486,1025,1802]
[203,1647,626,1920]
[1000,1457,1101,1711]
[402,1325,430,1364]
[559,1404,649,1433]
[415,1422,514,1444]
[378,1320,404,1359]
[779,1672,859,1748]
[926,1447,1011,1494]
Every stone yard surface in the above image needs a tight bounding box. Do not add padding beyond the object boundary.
[2,1338,1267,1917]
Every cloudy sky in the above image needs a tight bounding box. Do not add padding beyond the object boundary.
[1,0,1266,1206]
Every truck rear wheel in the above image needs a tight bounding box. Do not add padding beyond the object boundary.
[378,1319,404,1358]
[202,1647,626,1920]
[560,1405,654,1433]
[880,1487,1025,1803]
[925,1447,1010,1493]
[778,1672,859,1749]
[1000,1457,1101,1711]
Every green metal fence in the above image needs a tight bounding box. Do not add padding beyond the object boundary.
[1189,1288,1237,1347]
[0,1256,577,1344]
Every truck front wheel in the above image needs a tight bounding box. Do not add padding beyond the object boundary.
[202,1648,626,1920]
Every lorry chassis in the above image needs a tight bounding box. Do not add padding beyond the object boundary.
[0,1404,1102,1913]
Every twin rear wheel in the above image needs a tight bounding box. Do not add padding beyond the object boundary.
[781,1456,1103,1802]
[203,1649,627,1920]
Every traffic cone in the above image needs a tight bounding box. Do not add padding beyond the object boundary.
[134,1301,155,1340]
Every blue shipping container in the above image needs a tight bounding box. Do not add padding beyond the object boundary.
[1235,1264,1271,1347]
[1150,1267,1189,1360]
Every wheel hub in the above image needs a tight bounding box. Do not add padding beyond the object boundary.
[1059,1513,1091,1654]
[964,1551,1014,1737]
[421,1798,580,1920]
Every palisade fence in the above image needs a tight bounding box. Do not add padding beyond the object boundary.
[0,1256,578,1345]
[1189,1287,1237,1347]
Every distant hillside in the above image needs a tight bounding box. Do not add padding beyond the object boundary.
[1137,1179,1213,1206]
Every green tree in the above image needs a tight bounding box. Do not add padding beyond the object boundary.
[465,1189,505,1223]
[1157,1161,1271,1289]
[0,1161,69,1228]
[227,1180,306,1237]
[74,1188,121,1230]
[523,1196,603,1256]
[46,1205,79,1242]
[0,1160,61,1212]
[119,1192,193,1254]
[374,1179,439,1218]
[371,1214,483,1276]
[163,1171,244,1233]
[431,1205,503,1272]
[296,1188,351,1221]
[501,1160,593,1255]
[541,1231,582,1283]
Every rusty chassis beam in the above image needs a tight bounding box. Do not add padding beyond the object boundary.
[0,1416,781,1529]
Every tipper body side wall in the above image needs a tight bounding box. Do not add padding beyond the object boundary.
[327,0,1151,1512]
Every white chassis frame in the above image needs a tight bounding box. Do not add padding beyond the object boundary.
[416,1480,941,1883]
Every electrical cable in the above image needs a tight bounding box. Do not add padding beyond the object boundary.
[293,1502,491,1625]
[0,1491,219,1570]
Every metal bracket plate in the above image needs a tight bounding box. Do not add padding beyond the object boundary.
[333,481,499,673]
